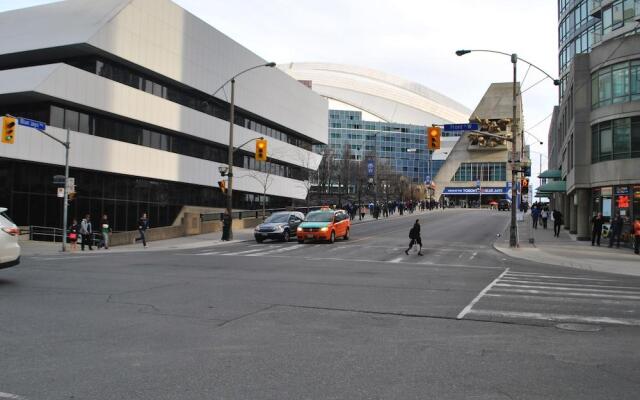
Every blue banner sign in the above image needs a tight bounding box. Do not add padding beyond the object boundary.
[17,117,46,131]
[442,123,479,132]
[366,158,375,177]
[443,187,509,195]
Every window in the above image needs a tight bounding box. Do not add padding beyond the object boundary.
[613,118,630,159]
[592,60,640,108]
[631,61,640,101]
[603,6,613,34]
[612,63,630,102]
[598,67,612,106]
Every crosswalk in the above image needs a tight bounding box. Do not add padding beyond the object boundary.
[459,270,640,326]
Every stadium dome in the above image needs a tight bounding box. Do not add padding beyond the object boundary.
[278,62,471,125]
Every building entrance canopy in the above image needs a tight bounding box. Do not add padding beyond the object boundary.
[442,187,509,195]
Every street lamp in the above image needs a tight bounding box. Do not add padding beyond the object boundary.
[212,61,276,240]
[456,49,558,248]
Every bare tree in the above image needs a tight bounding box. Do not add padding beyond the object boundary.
[246,158,277,220]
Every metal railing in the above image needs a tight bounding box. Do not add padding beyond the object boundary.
[201,205,328,223]
[29,226,64,242]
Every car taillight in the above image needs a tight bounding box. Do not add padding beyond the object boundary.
[2,227,19,236]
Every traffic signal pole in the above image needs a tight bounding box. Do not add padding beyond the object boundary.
[226,78,235,240]
[510,54,518,248]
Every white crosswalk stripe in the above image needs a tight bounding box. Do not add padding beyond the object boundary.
[459,270,640,326]
[246,245,305,256]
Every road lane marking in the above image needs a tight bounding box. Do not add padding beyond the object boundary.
[498,279,640,291]
[0,393,28,400]
[246,245,303,256]
[466,309,640,326]
[505,273,616,282]
[492,288,640,300]
[457,268,510,319]
[470,251,477,261]
[484,293,639,306]
[494,283,640,295]
[389,257,404,263]
[219,248,271,256]
[192,251,220,256]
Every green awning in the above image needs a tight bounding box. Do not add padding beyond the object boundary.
[538,169,562,179]
[537,180,566,193]
[535,192,551,198]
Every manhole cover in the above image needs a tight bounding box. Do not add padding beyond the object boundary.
[555,323,602,332]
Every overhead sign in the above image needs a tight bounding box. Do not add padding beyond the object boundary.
[366,158,375,177]
[17,117,46,131]
[442,187,509,195]
[443,123,479,132]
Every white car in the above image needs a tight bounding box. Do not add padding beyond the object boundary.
[0,207,20,269]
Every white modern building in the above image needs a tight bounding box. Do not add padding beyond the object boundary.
[0,0,327,231]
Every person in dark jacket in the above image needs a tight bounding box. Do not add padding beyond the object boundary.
[552,209,563,237]
[405,219,423,256]
[608,213,624,248]
[591,212,604,246]
[135,213,149,247]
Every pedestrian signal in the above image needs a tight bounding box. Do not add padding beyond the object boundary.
[2,116,16,144]
[427,126,441,150]
[255,138,267,161]
[521,178,529,194]
[218,180,226,194]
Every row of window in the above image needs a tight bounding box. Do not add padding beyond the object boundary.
[591,117,640,162]
[453,163,507,182]
[591,60,640,108]
[559,0,592,44]
[68,57,313,150]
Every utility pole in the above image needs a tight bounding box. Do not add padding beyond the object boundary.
[510,53,518,247]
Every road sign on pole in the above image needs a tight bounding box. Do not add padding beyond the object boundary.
[17,117,46,131]
[443,123,479,132]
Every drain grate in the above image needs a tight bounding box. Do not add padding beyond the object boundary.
[555,323,602,332]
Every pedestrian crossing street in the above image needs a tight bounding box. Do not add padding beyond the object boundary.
[459,269,640,326]
[179,241,499,268]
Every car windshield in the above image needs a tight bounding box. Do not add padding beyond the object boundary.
[265,213,290,223]
[306,212,333,222]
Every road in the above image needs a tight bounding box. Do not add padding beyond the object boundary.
[1,209,639,399]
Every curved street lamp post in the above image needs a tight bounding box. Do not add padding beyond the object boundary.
[455,49,558,248]
[212,62,276,240]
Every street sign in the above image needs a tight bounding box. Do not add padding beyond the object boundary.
[66,177,75,193]
[366,159,375,177]
[57,187,64,198]
[17,117,46,131]
[443,123,479,132]
[425,175,431,184]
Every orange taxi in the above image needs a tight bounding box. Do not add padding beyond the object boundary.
[297,209,350,244]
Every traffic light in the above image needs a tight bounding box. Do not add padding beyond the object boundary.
[427,126,441,150]
[2,116,16,144]
[218,180,226,194]
[255,138,267,161]
[521,178,529,194]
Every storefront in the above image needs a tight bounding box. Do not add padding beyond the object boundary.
[441,187,509,208]
[591,184,640,243]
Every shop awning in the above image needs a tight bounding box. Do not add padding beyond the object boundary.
[537,180,566,193]
[538,169,562,179]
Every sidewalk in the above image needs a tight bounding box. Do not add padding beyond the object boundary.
[494,214,640,277]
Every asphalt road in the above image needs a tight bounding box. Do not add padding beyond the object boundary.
[1,209,639,399]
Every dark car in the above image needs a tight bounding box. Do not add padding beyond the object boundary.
[254,211,305,242]
[498,199,511,211]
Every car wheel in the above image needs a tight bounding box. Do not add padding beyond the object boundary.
[343,228,349,240]
[297,239,305,244]
[328,231,335,244]
[255,237,264,243]
[282,230,290,242]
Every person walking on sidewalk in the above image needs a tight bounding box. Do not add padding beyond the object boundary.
[541,208,549,229]
[634,216,640,255]
[80,214,93,251]
[608,213,624,248]
[405,219,423,256]
[531,206,540,229]
[552,209,563,237]
[591,212,604,246]
[68,218,79,252]
[99,214,112,249]
[135,213,149,247]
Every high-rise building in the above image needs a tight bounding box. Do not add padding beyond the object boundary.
[0,0,327,231]
[545,0,640,240]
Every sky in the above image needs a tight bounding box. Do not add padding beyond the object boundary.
[2,0,559,192]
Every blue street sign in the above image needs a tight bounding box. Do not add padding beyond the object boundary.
[425,175,431,184]
[18,117,46,131]
[442,123,479,132]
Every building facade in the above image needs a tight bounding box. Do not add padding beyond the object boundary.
[547,0,640,240]
[434,83,526,208]
[0,0,327,231]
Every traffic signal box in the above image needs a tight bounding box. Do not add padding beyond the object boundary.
[427,126,441,150]
[2,116,16,144]
[521,178,529,194]
[218,180,227,194]
[255,138,267,161]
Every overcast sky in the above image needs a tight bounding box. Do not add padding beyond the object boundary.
[3,0,559,187]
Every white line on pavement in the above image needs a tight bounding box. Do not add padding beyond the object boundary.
[389,257,404,263]
[492,287,640,300]
[484,293,639,306]
[498,279,640,291]
[466,309,640,326]
[495,283,640,295]
[219,248,272,256]
[505,273,616,282]
[246,245,303,257]
[457,268,510,320]
[193,251,220,256]
[0,393,27,400]
[470,252,477,261]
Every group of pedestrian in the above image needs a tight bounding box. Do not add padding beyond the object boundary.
[592,212,640,255]
[530,203,551,230]
[66,212,149,251]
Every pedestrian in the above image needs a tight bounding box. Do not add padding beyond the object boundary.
[633,216,640,255]
[221,210,231,241]
[608,213,623,248]
[80,214,93,251]
[541,208,549,229]
[360,205,366,220]
[552,209,563,237]
[68,218,79,252]
[531,206,540,229]
[405,219,423,256]
[135,212,149,247]
[100,214,112,249]
[591,212,604,246]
